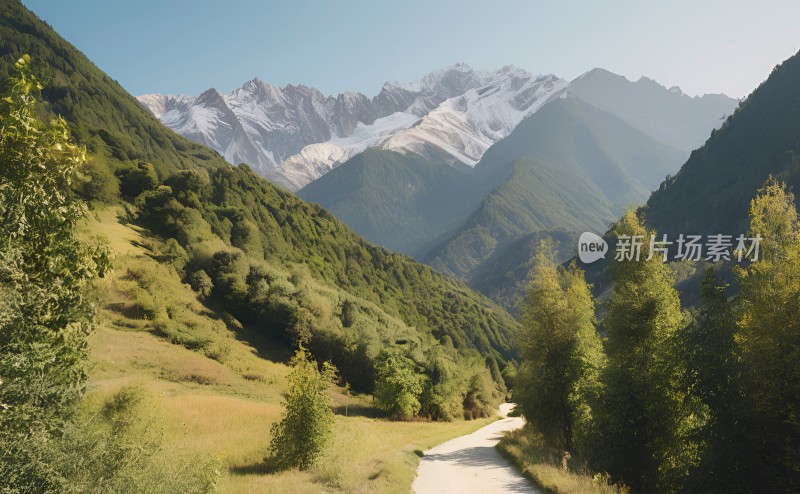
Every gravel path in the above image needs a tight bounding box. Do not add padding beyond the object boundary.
[412,403,540,494]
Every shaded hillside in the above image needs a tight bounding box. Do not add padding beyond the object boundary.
[469,230,578,312]
[645,50,800,237]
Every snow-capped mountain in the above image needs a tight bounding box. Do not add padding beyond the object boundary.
[138,64,568,190]
[138,64,736,191]
[379,67,568,166]
[138,64,495,189]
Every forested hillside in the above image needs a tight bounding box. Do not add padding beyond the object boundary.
[0,0,517,409]
[645,50,800,235]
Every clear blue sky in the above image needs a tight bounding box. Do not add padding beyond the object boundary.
[21,0,800,99]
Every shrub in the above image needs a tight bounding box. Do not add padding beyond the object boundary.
[189,269,214,299]
[268,349,337,470]
[79,157,119,203]
[374,348,425,419]
[116,161,158,198]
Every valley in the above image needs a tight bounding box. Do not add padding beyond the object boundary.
[3,1,800,493]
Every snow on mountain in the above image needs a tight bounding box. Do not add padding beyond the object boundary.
[138,64,736,191]
[380,67,568,166]
[278,112,420,190]
[138,64,499,189]
[138,63,569,190]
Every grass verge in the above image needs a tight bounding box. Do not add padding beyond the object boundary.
[497,426,625,494]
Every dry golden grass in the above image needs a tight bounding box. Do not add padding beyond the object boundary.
[80,207,497,493]
[497,427,625,494]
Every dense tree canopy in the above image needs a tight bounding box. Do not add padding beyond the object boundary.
[514,242,603,453]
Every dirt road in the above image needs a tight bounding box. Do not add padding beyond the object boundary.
[412,403,539,494]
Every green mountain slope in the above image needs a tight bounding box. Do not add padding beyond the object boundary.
[468,230,579,311]
[298,146,502,257]
[0,0,518,399]
[427,97,685,289]
[645,50,800,237]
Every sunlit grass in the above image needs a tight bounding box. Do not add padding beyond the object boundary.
[80,207,497,493]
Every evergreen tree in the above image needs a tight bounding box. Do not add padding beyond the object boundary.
[515,242,604,453]
[592,211,688,492]
[736,178,800,492]
[268,348,337,470]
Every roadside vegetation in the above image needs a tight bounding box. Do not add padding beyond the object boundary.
[508,179,800,493]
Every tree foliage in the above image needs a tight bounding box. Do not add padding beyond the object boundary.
[0,55,107,437]
[268,349,337,470]
[374,348,426,420]
[676,268,750,493]
[735,178,800,491]
[592,211,688,492]
[514,242,604,453]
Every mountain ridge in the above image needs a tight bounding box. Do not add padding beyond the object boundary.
[139,63,534,189]
[138,64,737,191]
[425,96,687,282]
[644,49,800,237]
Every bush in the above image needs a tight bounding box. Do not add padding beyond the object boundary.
[189,269,214,299]
[79,157,119,203]
[116,161,158,198]
[374,348,426,419]
[268,349,337,470]
[462,370,500,420]
[0,387,220,494]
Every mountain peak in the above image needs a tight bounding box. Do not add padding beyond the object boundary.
[446,62,473,72]
[195,87,225,107]
[240,76,270,92]
[137,63,735,191]
[668,85,684,96]
[573,67,625,83]
[496,64,532,79]
[635,75,668,90]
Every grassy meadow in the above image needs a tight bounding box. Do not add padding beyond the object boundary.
[81,207,497,493]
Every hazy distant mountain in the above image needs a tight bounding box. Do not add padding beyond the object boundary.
[298,145,499,258]
[300,77,736,311]
[567,68,737,153]
[300,94,687,261]
[425,96,687,280]
[139,66,736,193]
[377,67,568,165]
